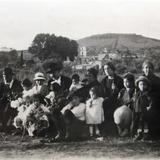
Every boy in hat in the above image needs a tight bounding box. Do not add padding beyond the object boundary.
[132,76,153,141]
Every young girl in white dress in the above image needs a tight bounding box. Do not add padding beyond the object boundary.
[85,86,104,137]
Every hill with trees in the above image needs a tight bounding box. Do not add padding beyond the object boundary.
[78,33,160,73]
[78,33,160,55]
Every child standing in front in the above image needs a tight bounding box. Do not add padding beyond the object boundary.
[132,76,152,141]
[85,86,104,138]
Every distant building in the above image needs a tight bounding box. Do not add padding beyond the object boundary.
[79,46,87,57]
[108,52,121,60]
[103,48,108,53]
[98,53,106,61]
[17,50,33,61]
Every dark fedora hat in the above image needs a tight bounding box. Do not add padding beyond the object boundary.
[46,62,63,73]
[3,67,14,75]
[135,76,151,87]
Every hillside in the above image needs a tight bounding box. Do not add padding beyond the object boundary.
[77,33,160,55]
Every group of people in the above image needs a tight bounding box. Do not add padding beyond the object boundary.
[0,60,160,142]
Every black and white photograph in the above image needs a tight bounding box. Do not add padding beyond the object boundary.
[0,0,160,159]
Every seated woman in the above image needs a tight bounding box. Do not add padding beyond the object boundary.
[101,62,123,126]
[11,78,33,135]
[114,72,135,137]
[61,93,86,140]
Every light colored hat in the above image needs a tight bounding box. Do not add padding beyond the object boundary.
[33,72,46,81]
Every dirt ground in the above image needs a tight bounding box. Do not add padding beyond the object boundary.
[0,133,160,160]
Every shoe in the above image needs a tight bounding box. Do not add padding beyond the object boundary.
[133,133,143,141]
[11,129,22,136]
[142,134,153,141]
[54,134,64,142]
[96,137,104,141]
[95,133,101,138]
[65,136,72,142]
[89,134,95,140]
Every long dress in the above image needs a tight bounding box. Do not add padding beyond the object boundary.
[85,97,104,124]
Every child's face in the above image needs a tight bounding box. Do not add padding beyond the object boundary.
[123,78,132,89]
[138,81,148,92]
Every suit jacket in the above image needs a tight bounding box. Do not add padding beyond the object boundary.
[48,75,72,92]
[0,78,23,110]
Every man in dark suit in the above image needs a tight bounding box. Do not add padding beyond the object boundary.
[0,67,23,132]
[45,62,72,140]
[46,62,72,93]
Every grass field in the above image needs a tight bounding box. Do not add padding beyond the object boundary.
[0,134,160,160]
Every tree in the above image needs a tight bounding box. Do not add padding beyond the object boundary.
[0,50,18,68]
[28,33,78,61]
[20,51,24,67]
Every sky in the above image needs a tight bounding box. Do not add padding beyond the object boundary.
[0,0,160,50]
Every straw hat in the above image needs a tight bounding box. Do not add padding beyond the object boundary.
[33,72,46,81]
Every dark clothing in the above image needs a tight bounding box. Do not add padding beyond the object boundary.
[0,79,23,131]
[132,91,152,136]
[117,88,135,110]
[51,108,66,138]
[134,91,152,113]
[48,75,72,92]
[143,73,160,138]
[0,79,23,101]
[144,74,160,112]
[101,74,124,98]
[72,80,103,102]
[47,93,68,138]
[63,110,88,139]
[101,74,123,121]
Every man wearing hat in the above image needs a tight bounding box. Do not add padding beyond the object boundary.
[32,72,48,96]
[0,67,23,132]
[46,62,72,94]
